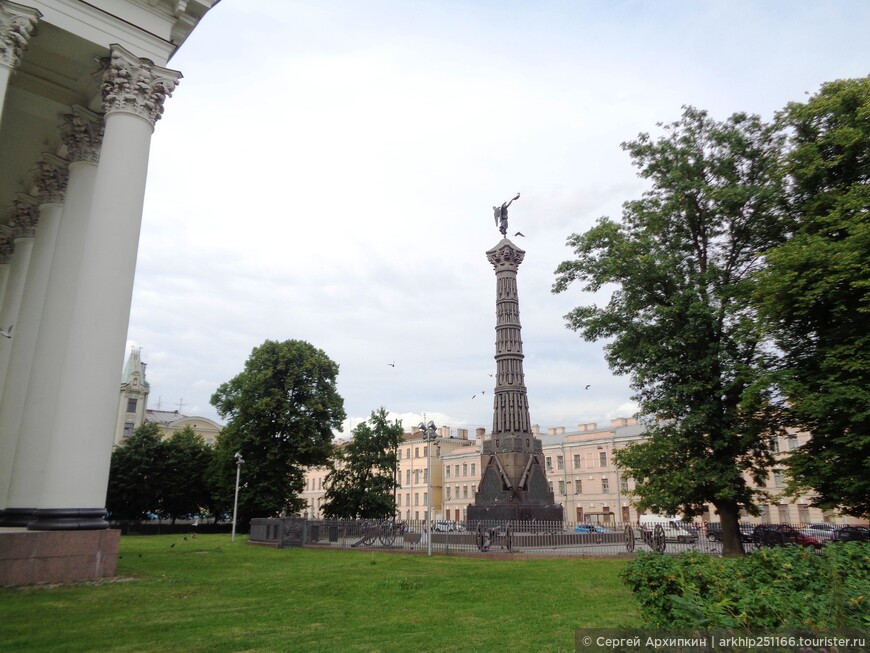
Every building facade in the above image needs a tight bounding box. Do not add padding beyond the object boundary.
[302,418,858,526]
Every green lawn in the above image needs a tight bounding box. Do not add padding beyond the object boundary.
[1,534,640,653]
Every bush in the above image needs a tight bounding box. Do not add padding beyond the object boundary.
[621,542,870,628]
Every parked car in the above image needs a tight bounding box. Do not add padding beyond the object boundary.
[705,522,754,543]
[833,526,870,543]
[752,524,823,549]
[800,523,838,542]
[431,520,465,533]
[638,515,698,543]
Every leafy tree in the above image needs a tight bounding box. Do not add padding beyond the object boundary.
[755,78,870,518]
[106,422,164,521]
[159,426,213,523]
[322,407,404,519]
[210,339,346,527]
[553,107,787,555]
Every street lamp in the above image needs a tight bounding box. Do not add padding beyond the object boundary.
[418,420,437,557]
[231,452,244,542]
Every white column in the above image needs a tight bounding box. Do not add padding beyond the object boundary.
[30,45,181,530]
[0,1,40,123]
[0,155,67,514]
[0,194,38,400]
[2,107,102,525]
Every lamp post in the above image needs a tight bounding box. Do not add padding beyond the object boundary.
[231,452,244,542]
[418,420,437,556]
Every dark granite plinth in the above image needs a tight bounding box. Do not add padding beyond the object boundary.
[467,502,564,527]
[0,528,120,586]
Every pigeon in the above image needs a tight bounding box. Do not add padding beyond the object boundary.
[387,362,395,367]
[514,232,525,237]
[0,325,12,338]
[585,384,591,390]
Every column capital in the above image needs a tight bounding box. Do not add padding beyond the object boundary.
[60,106,104,163]
[0,1,40,69]
[99,44,182,126]
[486,238,526,272]
[31,154,69,204]
[10,193,38,238]
[0,225,13,263]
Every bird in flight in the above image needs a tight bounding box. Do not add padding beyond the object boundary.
[0,325,12,339]
[585,384,591,390]
[514,231,525,237]
[387,362,395,367]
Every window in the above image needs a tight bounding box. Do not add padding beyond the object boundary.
[547,481,553,493]
[760,504,771,523]
[599,451,607,467]
[406,493,410,507]
[446,487,451,500]
[445,466,451,479]
[787,436,799,451]
[462,463,468,477]
[770,438,779,453]
[405,449,410,459]
[406,470,410,485]
[126,398,137,413]
[423,445,428,457]
[423,492,428,505]
[545,456,552,471]
[462,485,468,499]
[471,463,476,477]
[397,494,402,506]
[573,454,581,469]
[777,504,790,523]
[414,493,419,506]
[556,455,564,470]
[773,470,786,487]
[318,478,322,490]
[575,479,582,494]
[620,478,629,493]
[415,447,419,458]
[123,422,134,438]
[601,478,609,493]
[455,485,459,499]
[414,470,420,484]
[558,480,566,495]
[798,504,810,523]
[423,469,428,483]
[454,465,459,477]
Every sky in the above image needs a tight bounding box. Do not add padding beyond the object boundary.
[126,0,870,437]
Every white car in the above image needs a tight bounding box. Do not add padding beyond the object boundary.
[800,523,838,542]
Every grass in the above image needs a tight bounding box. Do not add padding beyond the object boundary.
[0,534,640,652]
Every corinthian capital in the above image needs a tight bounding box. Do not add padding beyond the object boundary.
[32,154,69,204]
[10,193,39,238]
[0,1,40,69]
[60,106,104,163]
[99,44,182,126]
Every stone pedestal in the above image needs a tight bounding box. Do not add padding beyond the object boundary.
[0,528,120,586]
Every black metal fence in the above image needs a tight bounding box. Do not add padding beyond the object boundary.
[249,518,868,556]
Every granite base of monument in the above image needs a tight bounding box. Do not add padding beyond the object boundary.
[467,503,564,527]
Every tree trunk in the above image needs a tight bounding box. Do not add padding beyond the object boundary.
[716,501,745,556]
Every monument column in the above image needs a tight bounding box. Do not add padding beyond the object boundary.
[0,1,40,125]
[29,45,181,530]
[468,197,562,526]
[0,155,67,515]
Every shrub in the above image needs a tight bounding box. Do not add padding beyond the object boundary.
[621,542,870,628]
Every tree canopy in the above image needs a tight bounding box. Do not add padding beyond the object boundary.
[322,407,404,519]
[755,77,870,518]
[553,107,787,554]
[106,422,165,521]
[210,339,346,525]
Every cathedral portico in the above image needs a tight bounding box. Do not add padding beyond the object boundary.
[0,1,217,581]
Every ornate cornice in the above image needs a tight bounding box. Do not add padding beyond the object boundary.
[60,106,104,163]
[32,154,69,204]
[100,45,182,126]
[0,1,40,69]
[10,193,38,239]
